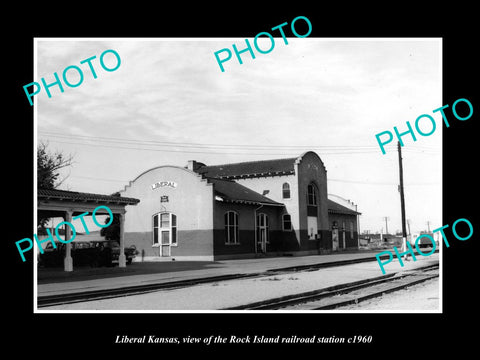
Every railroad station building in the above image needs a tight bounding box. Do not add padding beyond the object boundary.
[118,151,360,261]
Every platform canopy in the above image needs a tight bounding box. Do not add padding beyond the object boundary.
[37,188,140,271]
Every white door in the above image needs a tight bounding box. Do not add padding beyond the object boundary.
[256,213,269,253]
[332,228,339,251]
[307,216,318,239]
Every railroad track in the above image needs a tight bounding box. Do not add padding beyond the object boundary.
[38,255,439,309]
[37,273,262,308]
[37,253,397,308]
[225,263,439,310]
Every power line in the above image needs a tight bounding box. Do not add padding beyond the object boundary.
[328,178,439,186]
[70,175,129,183]
[39,130,381,150]
[38,131,439,156]
[39,138,384,156]
[66,174,439,187]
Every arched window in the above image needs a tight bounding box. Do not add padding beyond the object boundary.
[282,182,291,199]
[307,183,317,206]
[224,211,239,244]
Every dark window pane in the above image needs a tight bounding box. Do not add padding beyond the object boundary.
[172,214,177,227]
[307,184,317,205]
[153,214,158,227]
[283,214,292,231]
[172,228,177,244]
[153,228,158,244]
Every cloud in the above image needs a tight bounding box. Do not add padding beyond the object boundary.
[36,38,442,233]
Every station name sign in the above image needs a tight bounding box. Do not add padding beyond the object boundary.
[152,181,177,190]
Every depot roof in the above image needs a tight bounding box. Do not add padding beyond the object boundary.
[208,178,284,206]
[196,157,297,179]
[38,188,140,205]
[327,199,361,215]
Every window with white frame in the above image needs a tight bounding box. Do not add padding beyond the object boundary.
[224,211,239,244]
[282,182,291,199]
[256,213,269,244]
[307,183,317,206]
[152,212,177,247]
[282,214,292,231]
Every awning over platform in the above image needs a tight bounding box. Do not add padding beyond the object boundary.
[37,188,140,272]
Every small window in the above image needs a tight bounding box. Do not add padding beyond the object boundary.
[307,183,317,206]
[283,214,292,231]
[282,183,291,199]
[224,211,239,244]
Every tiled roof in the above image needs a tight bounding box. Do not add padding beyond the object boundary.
[208,178,284,206]
[327,199,361,215]
[196,157,297,179]
[38,188,140,205]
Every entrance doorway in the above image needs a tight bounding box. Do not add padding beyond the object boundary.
[256,213,269,253]
[332,221,339,251]
[153,212,177,257]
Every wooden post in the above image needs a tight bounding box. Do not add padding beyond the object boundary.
[64,210,73,272]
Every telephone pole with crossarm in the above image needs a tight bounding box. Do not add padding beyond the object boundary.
[398,141,408,258]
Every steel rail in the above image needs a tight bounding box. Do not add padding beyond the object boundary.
[225,264,439,310]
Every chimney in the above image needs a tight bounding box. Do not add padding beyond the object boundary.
[187,160,206,172]
[187,160,197,171]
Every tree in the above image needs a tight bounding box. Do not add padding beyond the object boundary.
[37,141,74,189]
[37,141,74,228]
[100,214,120,240]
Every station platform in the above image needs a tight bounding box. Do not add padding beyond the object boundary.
[36,248,437,299]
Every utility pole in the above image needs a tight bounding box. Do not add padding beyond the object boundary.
[427,220,431,232]
[383,216,390,235]
[407,219,411,236]
[398,142,408,259]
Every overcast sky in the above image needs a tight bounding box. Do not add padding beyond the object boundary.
[35,38,442,235]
